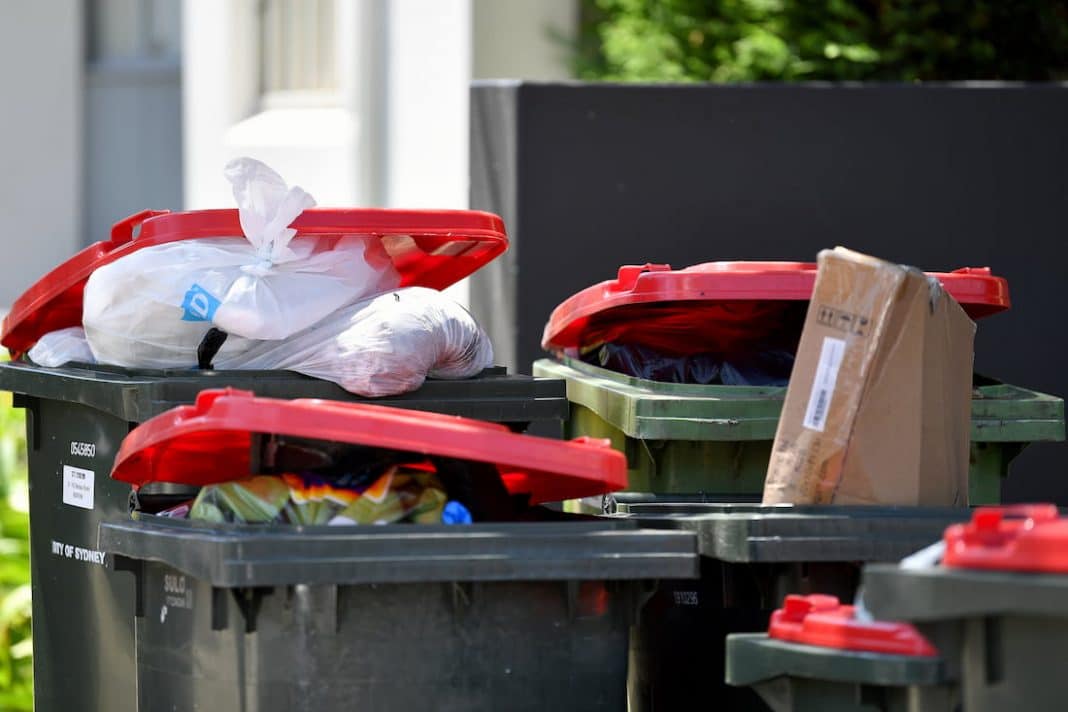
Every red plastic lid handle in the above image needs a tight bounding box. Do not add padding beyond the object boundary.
[942,503,1068,573]
[110,209,172,245]
[768,594,938,657]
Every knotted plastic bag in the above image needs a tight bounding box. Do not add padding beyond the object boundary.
[218,287,495,397]
[82,158,399,368]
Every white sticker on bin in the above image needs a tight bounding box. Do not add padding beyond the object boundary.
[802,336,846,432]
[62,465,95,510]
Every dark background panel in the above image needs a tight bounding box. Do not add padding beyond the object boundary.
[470,82,1068,503]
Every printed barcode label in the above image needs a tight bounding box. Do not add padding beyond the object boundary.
[62,465,95,510]
[802,337,846,432]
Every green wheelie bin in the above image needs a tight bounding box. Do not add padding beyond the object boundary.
[536,261,1062,505]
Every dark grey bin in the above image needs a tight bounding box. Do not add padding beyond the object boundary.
[726,634,955,712]
[99,515,697,712]
[606,502,969,712]
[0,360,568,712]
[864,562,1068,712]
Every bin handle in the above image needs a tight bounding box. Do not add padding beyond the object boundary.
[971,503,1059,530]
[109,210,171,246]
[613,264,672,292]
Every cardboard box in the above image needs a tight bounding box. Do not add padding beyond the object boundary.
[763,247,975,506]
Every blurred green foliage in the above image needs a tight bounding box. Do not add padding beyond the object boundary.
[0,391,32,711]
[575,0,1068,82]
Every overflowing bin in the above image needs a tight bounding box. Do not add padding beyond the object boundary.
[534,262,1064,503]
[726,594,955,712]
[606,500,969,711]
[863,505,1068,712]
[96,389,696,711]
[0,208,570,712]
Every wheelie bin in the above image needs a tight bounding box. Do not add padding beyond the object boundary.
[97,388,697,711]
[606,500,969,711]
[0,208,569,712]
[726,594,954,711]
[534,262,1063,504]
[864,504,1068,712]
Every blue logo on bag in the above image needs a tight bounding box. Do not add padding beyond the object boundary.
[181,284,221,322]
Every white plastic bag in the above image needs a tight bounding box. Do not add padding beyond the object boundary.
[82,158,399,368]
[217,287,494,397]
[27,327,96,367]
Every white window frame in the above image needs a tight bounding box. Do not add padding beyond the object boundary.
[257,0,343,110]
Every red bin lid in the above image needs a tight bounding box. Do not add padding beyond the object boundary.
[942,504,1068,574]
[542,262,1010,353]
[110,389,626,505]
[2,207,508,357]
[768,594,938,657]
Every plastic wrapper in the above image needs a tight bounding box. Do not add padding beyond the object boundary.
[217,287,494,397]
[156,501,192,519]
[27,327,96,367]
[189,475,292,524]
[585,342,794,386]
[329,469,449,525]
[442,501,473,524]
[82,157,400,368]
[281,472,360,525]
[187,465,455,526]
[154,440,522,526]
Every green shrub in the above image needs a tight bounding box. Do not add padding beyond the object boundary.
[0,392,31,711]
[576,0,1068,82]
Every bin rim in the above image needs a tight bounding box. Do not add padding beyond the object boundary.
[98,515,700,585]
[110,388,626,504]
[542,261,1010,352]
[2,207,508,357]
[725,633,948,689]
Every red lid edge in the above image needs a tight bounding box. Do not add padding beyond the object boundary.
[2,208,509,355]
[542,261,1012,352]
[110,389,627,505]
[768,594,938,657]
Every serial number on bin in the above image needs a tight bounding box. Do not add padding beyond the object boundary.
[164,575,187,595]
[673,591,699,606]
[70,441,96,458]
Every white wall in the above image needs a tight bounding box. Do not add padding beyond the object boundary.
[182,0,265,208]
[381,0,473,304]
[85,65,183,246]
[181,0,576,309]
[379,0,576,305]
[86,0,183,246]
[384,0,472,211]
[0,3,83,305]
[472,0,576,81]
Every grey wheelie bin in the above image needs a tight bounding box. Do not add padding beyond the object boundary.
[864,504,1068,712]
[96,388,697,711]
[607,500,969,711]
[0,207,568,712]
[727,593,955,712]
